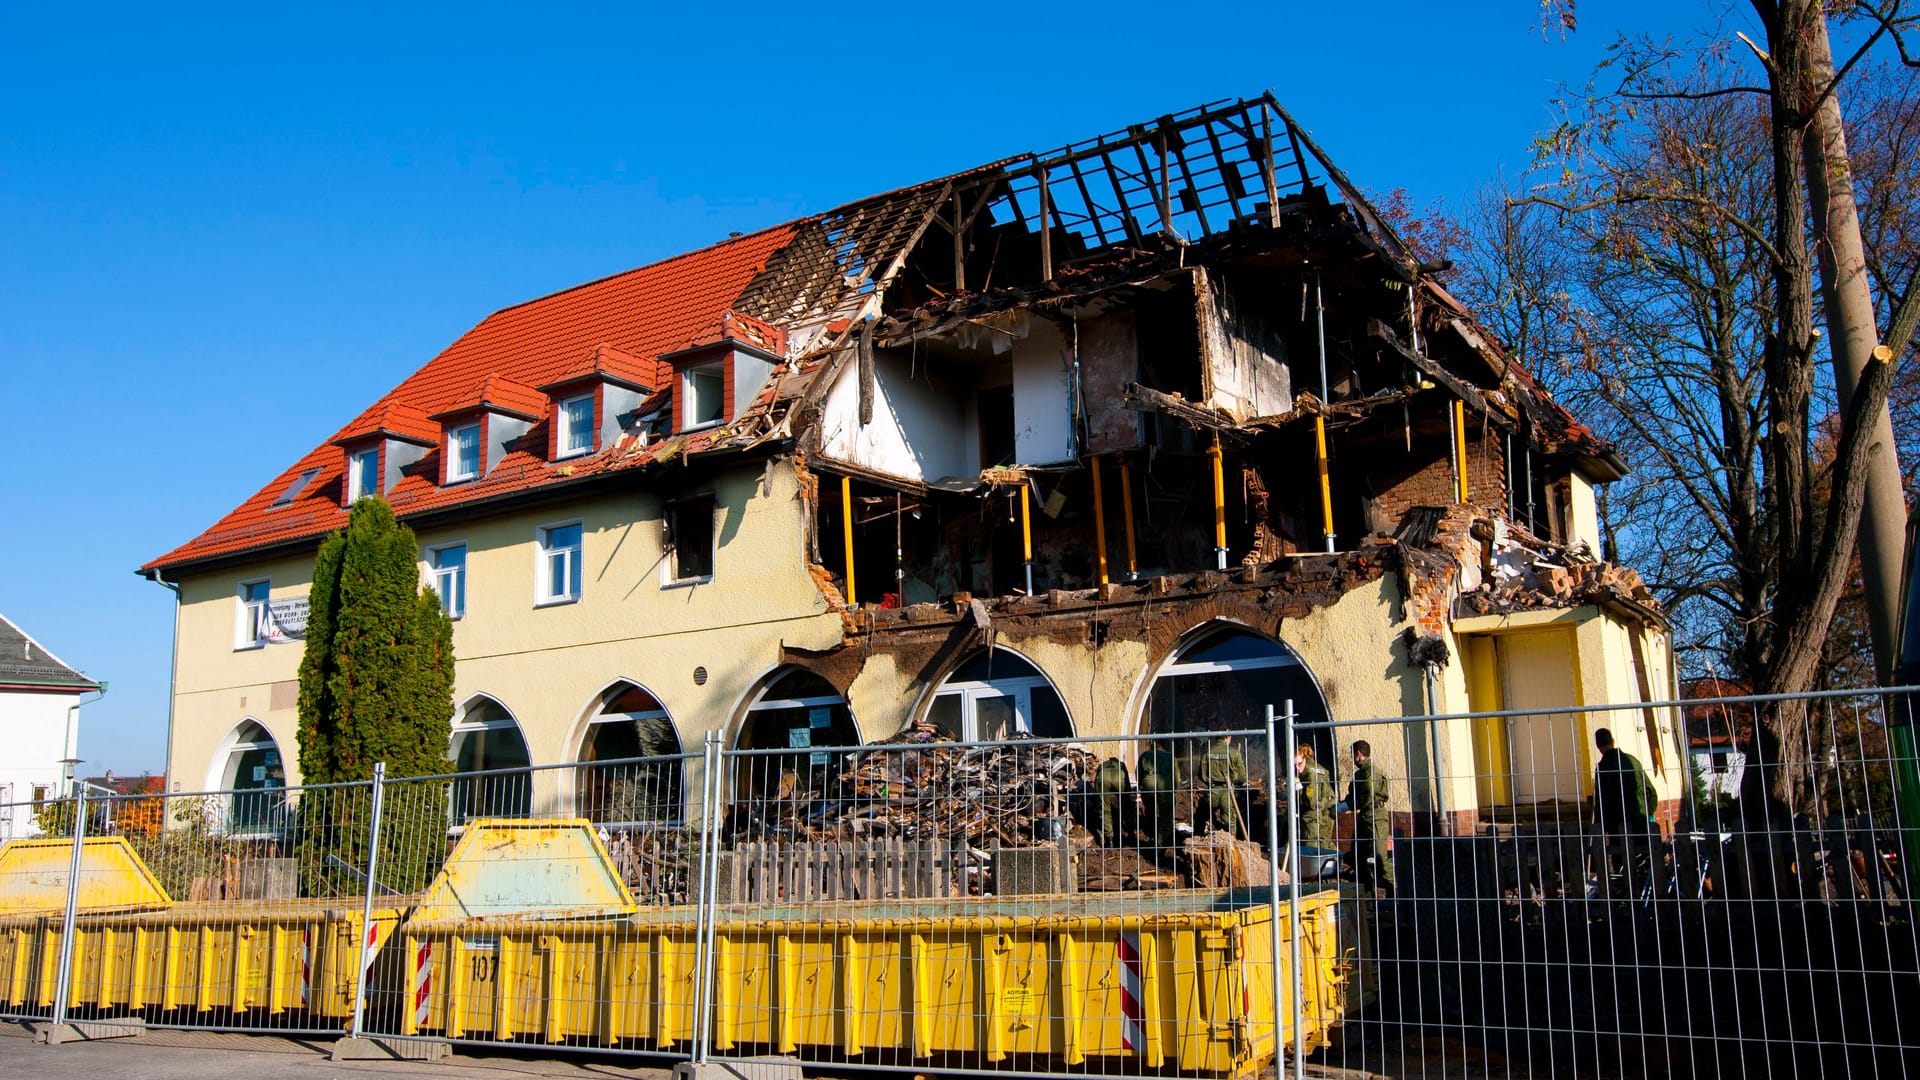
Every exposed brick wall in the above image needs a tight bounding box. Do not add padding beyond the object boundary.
[1372,423,1508,532]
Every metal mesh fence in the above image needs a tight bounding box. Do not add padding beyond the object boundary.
[0,778,383,1036]
[4,688,1917,1076]
[1297,688,1920,1079]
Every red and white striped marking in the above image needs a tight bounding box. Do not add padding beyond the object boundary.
[297,929,312,1009]
[1117,930,1144,1053]
[411,941,433,1029]
[362,922,384,973]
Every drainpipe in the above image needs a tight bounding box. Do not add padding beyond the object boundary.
[147,567,183,790]
[1422,662,1446,833]
[63,682,109,798]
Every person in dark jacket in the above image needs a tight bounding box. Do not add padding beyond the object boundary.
[1294,744,1335,849]
[1343,741,1394,894]
[1592,727,1656,900]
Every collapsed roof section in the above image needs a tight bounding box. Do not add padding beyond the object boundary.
[144,92,1622,581]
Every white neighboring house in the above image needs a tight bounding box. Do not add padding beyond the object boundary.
[0,614,104,840]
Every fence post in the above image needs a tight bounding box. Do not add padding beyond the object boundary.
[347,762,388,1041]
[49,785,89,1029]
[691,732,722,1063]
[1283,700,1304,1080]
[1262,705,1287,1069]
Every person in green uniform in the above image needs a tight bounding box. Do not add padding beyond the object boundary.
[1200,734,1247,839]
[1343,740,1394,894]
[1592,727,1656,901]
[1136,742,1178,856]
[1294,744,1335,849]
[1093,756,1131,847]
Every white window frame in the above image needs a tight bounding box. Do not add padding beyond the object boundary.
[558,394,595,458]
[681,362,725,431]
[535,519,584,606]
[446,423,481,482]
[235,578,272,650]
[426,541,468,619]
[347,446,380,502]
[929,675,1050,742]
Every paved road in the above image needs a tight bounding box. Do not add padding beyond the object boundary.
[0,1022,674,1079]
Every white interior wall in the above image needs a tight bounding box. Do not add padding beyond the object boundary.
[817,352,972,482]
[1012,319,1075,465]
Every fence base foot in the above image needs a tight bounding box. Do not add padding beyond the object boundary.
[32,1019,145,1045]
[671,1059,807,1080]
[329,1036,451,1062]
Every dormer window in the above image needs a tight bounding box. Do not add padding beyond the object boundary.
[447,423,481,482]
[347,447,380,502]
[684,363,725,430]
[559,394,596,457]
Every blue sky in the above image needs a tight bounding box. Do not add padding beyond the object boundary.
[0,1,1719,774]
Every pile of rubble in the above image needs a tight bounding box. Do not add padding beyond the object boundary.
[735,726,1101,852]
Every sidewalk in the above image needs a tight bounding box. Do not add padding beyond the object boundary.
[0,1022,675,1079]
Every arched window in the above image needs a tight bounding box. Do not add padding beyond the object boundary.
[210,719,288,833]
[1144,626,1332,761]
[575,683,684,824]
[926,647,1072,741]
[449,698,532,823]
[732,669,857,807]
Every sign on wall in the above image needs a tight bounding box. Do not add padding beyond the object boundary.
[264,598,309,643]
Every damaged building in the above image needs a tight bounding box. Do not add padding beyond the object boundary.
[144,94,1684,837]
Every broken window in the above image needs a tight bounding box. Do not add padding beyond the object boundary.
[925,648,1072,741]
[666,495,715,582]
[1144,627,1331,763]
[732,669,858,814]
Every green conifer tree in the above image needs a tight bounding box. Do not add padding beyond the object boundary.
[295,497,454,894]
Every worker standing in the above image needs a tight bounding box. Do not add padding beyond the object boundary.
[1137,742,1177,856]
[1591,727,1656,902]
[1201,734,1247,839]
[1093,756,1131,847]
[1343,740,1394,894]
[1294,744,1335,849]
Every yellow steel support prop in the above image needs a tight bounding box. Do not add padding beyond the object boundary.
[1208,435,1227,566]
[1315,415,1334,548]
[841,474,857,606]
[1453,397,1469,503]
[1119,460,1138,577]
[1090,455,1110,585]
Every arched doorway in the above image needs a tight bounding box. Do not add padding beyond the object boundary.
[1143,625,1332,762]
[208,719,288,833]
[574,682,684,824]
[449,696,532,823]
[731,668,858,815]
[925,647,1072,741]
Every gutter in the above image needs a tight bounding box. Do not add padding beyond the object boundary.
[62,681,108,797]
[146,567,182,791]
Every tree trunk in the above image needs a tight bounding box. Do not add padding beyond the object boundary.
[1800,7,1910,685]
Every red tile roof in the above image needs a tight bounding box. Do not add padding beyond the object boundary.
[536,343,657,393]
[144,224,797,572]
[330,401,439,447]
[429,373,547,422]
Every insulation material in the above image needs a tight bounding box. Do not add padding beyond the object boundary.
[1079,310,1144,454]
[1012,319,1076,465]
[1194,266,1291,421]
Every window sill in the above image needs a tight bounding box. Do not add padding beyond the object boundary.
[234,641,268,652]
[534,596,580,608]
[678,419,723,434]
[661,575,714,591]
[554,448,593,461]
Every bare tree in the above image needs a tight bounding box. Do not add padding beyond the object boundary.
[1500,2,1920,811]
